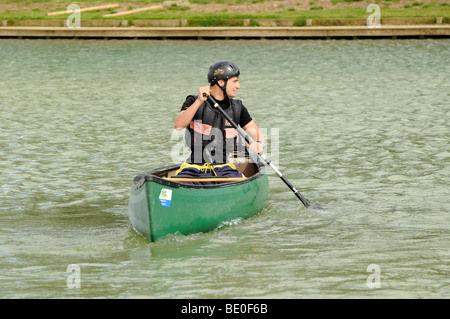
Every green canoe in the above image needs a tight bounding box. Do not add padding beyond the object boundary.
[128,156,270,242]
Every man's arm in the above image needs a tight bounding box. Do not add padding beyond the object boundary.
[174,86,210,131]
[243,120,265,154]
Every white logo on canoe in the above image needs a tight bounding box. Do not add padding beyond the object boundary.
[159,189,172,207]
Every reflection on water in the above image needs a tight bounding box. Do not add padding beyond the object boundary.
[0,39,449,298]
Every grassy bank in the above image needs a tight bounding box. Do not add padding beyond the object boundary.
[0,0,449,22]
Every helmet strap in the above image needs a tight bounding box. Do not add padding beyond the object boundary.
[215,79,228,98]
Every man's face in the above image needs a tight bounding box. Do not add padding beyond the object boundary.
[219,76,240,98]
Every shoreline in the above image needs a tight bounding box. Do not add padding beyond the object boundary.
[1,16,448,27]
[1,25,449,39]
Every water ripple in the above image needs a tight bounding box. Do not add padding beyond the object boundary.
[0,39,449,298]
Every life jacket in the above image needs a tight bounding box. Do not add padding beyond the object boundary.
[185,95,242,164]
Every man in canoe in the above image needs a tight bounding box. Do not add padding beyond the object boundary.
[174,60,265,182]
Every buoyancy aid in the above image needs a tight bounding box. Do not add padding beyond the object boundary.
[185,95,242,164]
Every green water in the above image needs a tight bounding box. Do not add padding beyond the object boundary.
[0,39,449,298]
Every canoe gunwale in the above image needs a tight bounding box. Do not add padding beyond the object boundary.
[132,161,266,190]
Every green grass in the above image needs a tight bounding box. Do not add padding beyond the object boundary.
[0,0,160,3]
[330,0,363,4]
[0,1,449,22]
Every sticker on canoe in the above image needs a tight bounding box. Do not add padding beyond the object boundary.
[159,189,172,207]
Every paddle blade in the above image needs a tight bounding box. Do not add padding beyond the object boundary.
[308,202,325,210]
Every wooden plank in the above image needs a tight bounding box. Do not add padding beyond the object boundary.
[103,5,164,17]
[48,4,120,16]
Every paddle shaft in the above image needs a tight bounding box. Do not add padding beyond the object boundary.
[205,94,312,208]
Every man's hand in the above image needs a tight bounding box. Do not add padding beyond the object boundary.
[198,86,211,102]
[249,141,264,154]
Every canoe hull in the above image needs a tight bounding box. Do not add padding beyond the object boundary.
[128,164,269,242]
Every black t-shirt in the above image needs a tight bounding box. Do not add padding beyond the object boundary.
[180,95,253,128]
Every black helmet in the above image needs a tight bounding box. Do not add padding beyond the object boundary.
[207,60,240,85]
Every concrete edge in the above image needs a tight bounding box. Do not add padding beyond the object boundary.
[1,25,449,39]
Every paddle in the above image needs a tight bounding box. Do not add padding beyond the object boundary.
[204,94,323,210]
